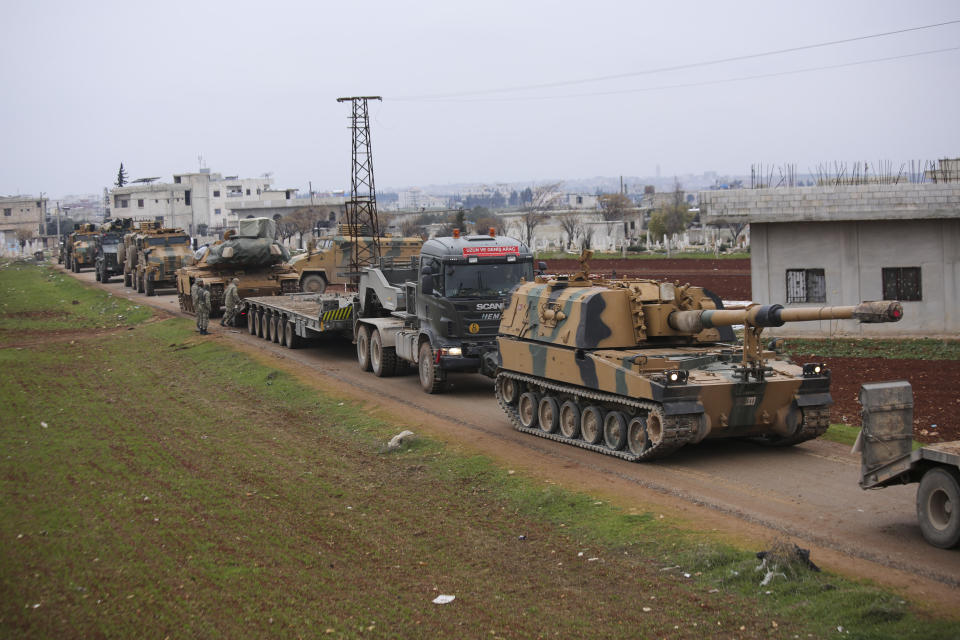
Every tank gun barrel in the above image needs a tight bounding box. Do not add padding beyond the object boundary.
[668,301,903,333]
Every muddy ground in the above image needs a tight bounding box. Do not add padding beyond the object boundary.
[547,257,752,300]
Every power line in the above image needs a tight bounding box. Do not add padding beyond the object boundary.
[397,46,960,103]
[394,19,960,101]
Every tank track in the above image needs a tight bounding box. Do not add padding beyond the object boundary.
[496,371,700,462]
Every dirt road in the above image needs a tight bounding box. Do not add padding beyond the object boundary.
[65,265,960,610]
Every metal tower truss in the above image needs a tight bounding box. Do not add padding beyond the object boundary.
[337,96,382,282]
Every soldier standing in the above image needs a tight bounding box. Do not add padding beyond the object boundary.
[221,277,240,327]
[196,282,211,335]
[191,278,203,331]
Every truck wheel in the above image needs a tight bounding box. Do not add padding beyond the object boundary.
[356,326,372,371]
[124,273,132,287]
[102,268,110,284]
[137,274,145,293]
[95,266,101,282]
[370,329,398,377]
[301,274,327,293]
[418,341,445,394]
[917,467,960,549]
[145,277,155,296]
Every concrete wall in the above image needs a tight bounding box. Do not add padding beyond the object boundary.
[0,196,46,236]
[752,219,959,337]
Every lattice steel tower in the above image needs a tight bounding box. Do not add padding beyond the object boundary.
[337,96,382,281]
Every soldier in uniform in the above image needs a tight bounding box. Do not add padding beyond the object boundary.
[191,278,203,331]
[221,277,240,327]
[196,282,211,335]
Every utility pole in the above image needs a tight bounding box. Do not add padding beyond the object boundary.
[337,96,382,281]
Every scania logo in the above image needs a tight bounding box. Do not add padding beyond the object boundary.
[476,302,504,311]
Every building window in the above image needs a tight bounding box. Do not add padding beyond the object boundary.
[213,190,221,198]
[257,188,261,195]
[120,200,129,208]
[214,208,221,215]
[786,268,826,303]
[246,188,251,195]
[174,176,181,184]
[138,199,144,208]
[882,267,922,301]
[3,208,10,216]
[184,190,191,206]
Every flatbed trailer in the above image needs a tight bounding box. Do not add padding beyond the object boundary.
[856,381,960,548]
[242,292,357,348]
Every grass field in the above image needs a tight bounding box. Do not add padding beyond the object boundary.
[535,250,751,260]
[1,260,957,639]
[785,338,960,361]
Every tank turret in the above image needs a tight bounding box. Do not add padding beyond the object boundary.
[495,251,904,461]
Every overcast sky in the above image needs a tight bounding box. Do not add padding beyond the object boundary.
[2,0,958,198]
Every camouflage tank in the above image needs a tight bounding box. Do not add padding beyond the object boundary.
[494,251,904,461]
[176,217,299,317]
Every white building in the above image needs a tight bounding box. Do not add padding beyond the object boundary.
[1,195,47,254]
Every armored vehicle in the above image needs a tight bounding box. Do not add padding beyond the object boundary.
[494,251,903,461]
[176,217,299,317]
[94,218,133,284]
[290,231,422,293]
[63,224,99,273]
[131,226,192,296]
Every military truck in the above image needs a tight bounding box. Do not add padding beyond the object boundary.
[176,217,299,317]
[94,218,133,284]
[493,251,904,461]
[63,224,99,273]
[131,226,192,296]
[241,230,537,393]
[289,232,422,293]
[855,381,960,548]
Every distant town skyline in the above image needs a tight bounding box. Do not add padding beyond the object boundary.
[3,1,958,198]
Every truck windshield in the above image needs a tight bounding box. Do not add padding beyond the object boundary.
[443,262,533,298]
[148,236,188,246]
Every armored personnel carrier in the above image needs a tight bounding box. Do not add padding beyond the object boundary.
[130,225,192,296]
[63,224,99,273]
[494,251,904,461]
[176,217,299,317]
[94,218,133,284]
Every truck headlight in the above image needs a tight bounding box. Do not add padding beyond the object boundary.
[444,347,462,357]
[664,369,688,385]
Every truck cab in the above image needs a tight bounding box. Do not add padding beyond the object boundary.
[356,231,535,393]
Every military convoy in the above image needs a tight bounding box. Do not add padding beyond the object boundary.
[289,232,422,293]
[63,224,99,273]
[492,252,903,461]
[94,218,133,284]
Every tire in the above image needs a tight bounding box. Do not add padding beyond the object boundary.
[356,325,372,372]
[247,307,257,334]
[627,416,648,455]
[275,316,286,346]
[603,411,628,450]
[284,322,301,349]
[301,274,327,293]
[269,314,280,343]
[581,406,604,445]
[518,392,540,429]
[145,276,155,297]
[917,467,960,549]
[370,330,398,377]
[137,273,145,294]
[95,266,101,282]
[124,273,132,288]
[537,396,560,433]
[254,310,264,337]
[496,375,520,406]
[418,341,445,394]
[559,401,581,439]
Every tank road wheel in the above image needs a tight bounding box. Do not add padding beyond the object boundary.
[301,274,327,293]
[581,406,604,445]
[496,375,521,406]
[247,307,257,334]
[627,416,649,455]
[917,467,960,549]
[559,401,581,439]
[145,276,155,296]
[518,392,541,429]
[284,322,301,349]
[537,396,560,433]
[603,411,628,451]
[370,330,398,378]
[646,410,665,449]
[418,341,446,394]
[356,325,372,371]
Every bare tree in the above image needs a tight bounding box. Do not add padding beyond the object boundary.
[557,213,583,249]
[15,228,35,254]
[281,206,324,249]
[648,181,693,239]
[581,223,596,250]
[519,182,562,246]
[598,192,632,221]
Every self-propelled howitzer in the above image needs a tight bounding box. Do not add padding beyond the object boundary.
[494,252,903,461]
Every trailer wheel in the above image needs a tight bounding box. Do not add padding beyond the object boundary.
[370,329,398,377]
[356,325,372,371]
[417,341,445,394]
[917,466,960,549]
[247,307,257,334]
[284,322,301,349]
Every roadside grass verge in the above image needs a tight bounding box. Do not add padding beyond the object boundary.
[785,337,960,361]
[1,266,957,638]
[0,260,151,334]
